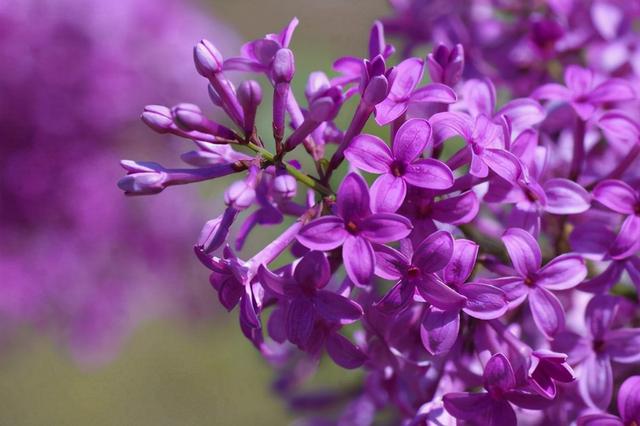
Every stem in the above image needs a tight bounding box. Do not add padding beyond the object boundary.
[246,141,333,197]
[569,117,586,182]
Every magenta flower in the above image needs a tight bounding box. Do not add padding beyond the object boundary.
[577,375,640,426]
[528,349,576,399]
[532,65,635,120]
[443,353,550,426]
[554,295,640,409]
[297,173,412,285]
[345,118,454,212]
[489,228,587,339]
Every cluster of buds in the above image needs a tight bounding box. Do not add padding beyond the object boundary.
[119,7,640,425]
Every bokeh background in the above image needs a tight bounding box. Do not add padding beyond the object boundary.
[0,1,388,425]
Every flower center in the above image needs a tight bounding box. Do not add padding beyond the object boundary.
[390,160,406,177]
[346,220,359,234]
[592,339,606,353]
[524,276,535,287]
[407,266,421,280]
[525,188,539,202]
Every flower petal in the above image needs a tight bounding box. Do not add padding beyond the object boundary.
[375,98,410,125]
[372,243,408,280]
[482,148,522,182]
[286,297,315,347]
[606,328,640,363]
[360,212,413,243]
[593,179,637,214]
[393,118,432,162]
[431,191,479,225]
[404,158,454,189]
[294,250,331,290]
[370,174,406,213]
[588,78,635,104]
[430,111,473,141]
[543,178,591,214]
[531,83,572,101]
[579,353,613,410]
[502,228,542,276]
[343,236,375,286]
[497,98,546,135]
[420,306,460,355]
[586,294,618,339]
[315,290,363,323]
[337,173,372,222]
[484,353,516,393]
[388,57,424,100]
[326,333,367,369]
[415,274,467,310]
[443,239,478,285]
[529,286,565,339]
[618,375,640,423]
[376,281,415,313]
[565,65,593,95]
[297,216,347,250]
[413,230,454,273]
[345,134,393,173]
[443,392,492,421]
[462,78,496,117]
[577,414,623,426]
[411,82,457,104]
[460,283,508,320]
[610,215,640,260]
[483,277,528,308]
[535,254,587,290]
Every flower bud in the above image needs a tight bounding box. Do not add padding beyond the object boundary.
[363,75,389,106]
[428,44,464,86]
[225,180,256,210]
[272,48,295,84]
[208,84,223,107]
[194,39,223,78]
[140,105,173,133]
[273,171,297,200]
[172,103,236,140]
[237,80,262,134]
[117,161,167,195]
[198,207,238,253]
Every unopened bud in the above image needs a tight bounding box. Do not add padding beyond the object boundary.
[272,48,295,84]
[194,39,224,78]
[141,105,173,133]
[225,179,256,210]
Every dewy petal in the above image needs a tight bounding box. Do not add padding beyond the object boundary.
[393,118,432,162]
[420,306,460,355]
[482,148,522,182]
[413,230,454,273]
[360,212,412,243]
[415,274,467,310]
[430,111,473,141]
[529,286,565,339]
[543,178,592,214]
[502,228,542,277]
[315,290,363,323]
[592,179,638,214]
[345,134,393,173]
[431,191,479,225]
[404,158,454,190]
[462,78,496,117]
[370,174,407,213]
[610,215,640,260]
[326,333,367,369]
[410,83,457,104]
[297,216,347,250]
[372,243,408,280]
[531,83,572,101]
[294,250,331,290]
[460,283,508,320]
[337,173,372,222]
[579,353,613,410]
[605,329,640,363]
[343,236,375,286]
[484,353,516,393]
[286,297,315,347]
[443,392,492,421]
[443,239,478,285]
[535,254,587,290]
[618,375,640,423]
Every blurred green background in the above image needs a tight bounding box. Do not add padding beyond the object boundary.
[0,1,387,425]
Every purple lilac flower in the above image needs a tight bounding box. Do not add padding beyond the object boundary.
[577,375,640,426]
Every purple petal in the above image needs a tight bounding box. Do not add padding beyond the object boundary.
[373,243,409,280]
[443,239,478,285]
[315,290,363,323]
[404,158,454,190]
[484,353,516,393]
[360,212,412,243]
[326,333,367,369]
[598,111,640,146]
[462,78,496,117]
[430,111,473,141]
[286,297,315,347]
[565,65,593,95]
[577,414,623,426]
[460,283,508,320]
[431,191,479,225]
[588,78,635,104]
[508,202,542,236]
[376,281,414,313]
[579,353,613,410]
[579,262,624,293]
[388,57,424,100]
[626,257,640,289]
[502,228,542,276]
[257,265,288,296]
[483,277,528,309]
[411,83,457,104]
[606,329,640,363]
[535,254,587,290]
[529,286,565,339]
[297,216,347,250]
[593,179,638,214]
[482,149,522,182]
[420,307,460,355]
[267,305,287,343]
[510,129,538,169]
[470,152,489,177]
[370,174,406,213]
[415,274,467,310]
[543,178,591,214]
[504,390,552,410]
[294,251,331,290]
[343,236,375,286]
[610,215,640,260]
[497,98,546,134]
[413,230,454,273]
[337,173,372,222]
[618,375,640,423]
[345,134,393,173]
[375,98,410,125]
[586,294,618,339]
[443,392,492,421]
[393,118,432,162]
[531,83,572,101]
[485,401,517,426]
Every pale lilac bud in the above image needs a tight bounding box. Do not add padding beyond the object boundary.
[208,84,223,107]
[225,180,256,210]
[363,75,389,106]
[194,39,223,78]
[172,103,237,140]
[305,72,331,100]
[272,48,295,84]
[308,87,343,122]
[273,170,297,200]
[197,207,239,253]
[117,161,167,195]
[237,80,262,134]
[428,44,464,86]
[141,105,174,133]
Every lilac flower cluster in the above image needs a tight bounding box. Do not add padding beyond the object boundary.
[0,0,238,363]
[120,7,640,425]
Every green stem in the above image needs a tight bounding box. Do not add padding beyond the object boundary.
[246,141,333,197]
